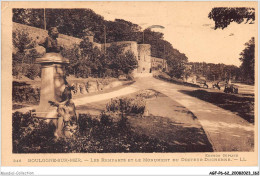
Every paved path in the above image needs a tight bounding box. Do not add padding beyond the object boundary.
[12,85,139,113]
[73,86,138,106]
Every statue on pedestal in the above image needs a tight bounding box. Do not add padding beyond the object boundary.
[35,27,77,138]
[39,27,63,53]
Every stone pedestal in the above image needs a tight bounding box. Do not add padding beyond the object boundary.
[35,53,69,118]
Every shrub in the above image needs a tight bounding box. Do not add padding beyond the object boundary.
[106,97,145,115]
[106,44,138,76]
[136,89,159,99]
[25,64,41,80]
[12,110,171,153]
[13,29,35,54]
[12,112,56,153]
[78,113,100,135]
[12,29,41,79]
[12,81,40,104]
[12,62,23,78]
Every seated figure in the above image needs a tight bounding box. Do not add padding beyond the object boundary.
[49,85,77,138]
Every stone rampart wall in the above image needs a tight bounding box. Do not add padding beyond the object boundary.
[13,22,152,74]
[13,22,82,49]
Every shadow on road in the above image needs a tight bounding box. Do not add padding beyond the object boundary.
[179,89,254,123]
[129,115,213,152]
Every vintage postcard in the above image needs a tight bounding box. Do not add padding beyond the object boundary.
[1,1,258,168]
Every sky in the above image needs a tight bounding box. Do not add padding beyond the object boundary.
[84,2,257,67]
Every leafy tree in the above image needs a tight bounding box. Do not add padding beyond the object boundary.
[46,9,105,39]
[106,44,138,76]
[13,29,35,55]
[12,29,41,79]
[239,37,255,84]
[166,54,188,79]
[26,64,41,80]
[13,8,189,79]
[12,9,188,64]
[208,7,255,84]
[105,19,142,43]
[66,40,99,78]
[13,9,45,29]
[188,62,241,82]
[64,39,138,78]
[61,44,81,76]
[208,7,255,29]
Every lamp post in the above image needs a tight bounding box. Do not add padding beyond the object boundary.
[43,8,46,30]
[104,25,106,54]
[163,44,166,71]
[143,30,145,44]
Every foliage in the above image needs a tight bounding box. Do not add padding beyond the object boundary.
[12,109,171,153]
[104,19,142,43]
[239,37,255,84]
[106,44,138,76]
[13,9,142,43]
[106,97,146,115]
[12,29,39,65]
[12,112,56,153]
[207,8,255,84]
[25,64,41,79]
[12,28,138,79]
[13,29,36,53]
[13,8,188,77]
[64,41,104,78]
[208,7,255,29]
[166,54,188,79]
[13,62,41,80]
[13,9,45,29]
[135,89,159,99]
[13,29,41,79]
[12,81,40,104]
[64,40,138,78]
[187,62,241,82]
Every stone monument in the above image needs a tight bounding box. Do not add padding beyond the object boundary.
[35,27,69,119]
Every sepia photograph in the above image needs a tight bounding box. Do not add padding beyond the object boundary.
[1,1,258,169]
